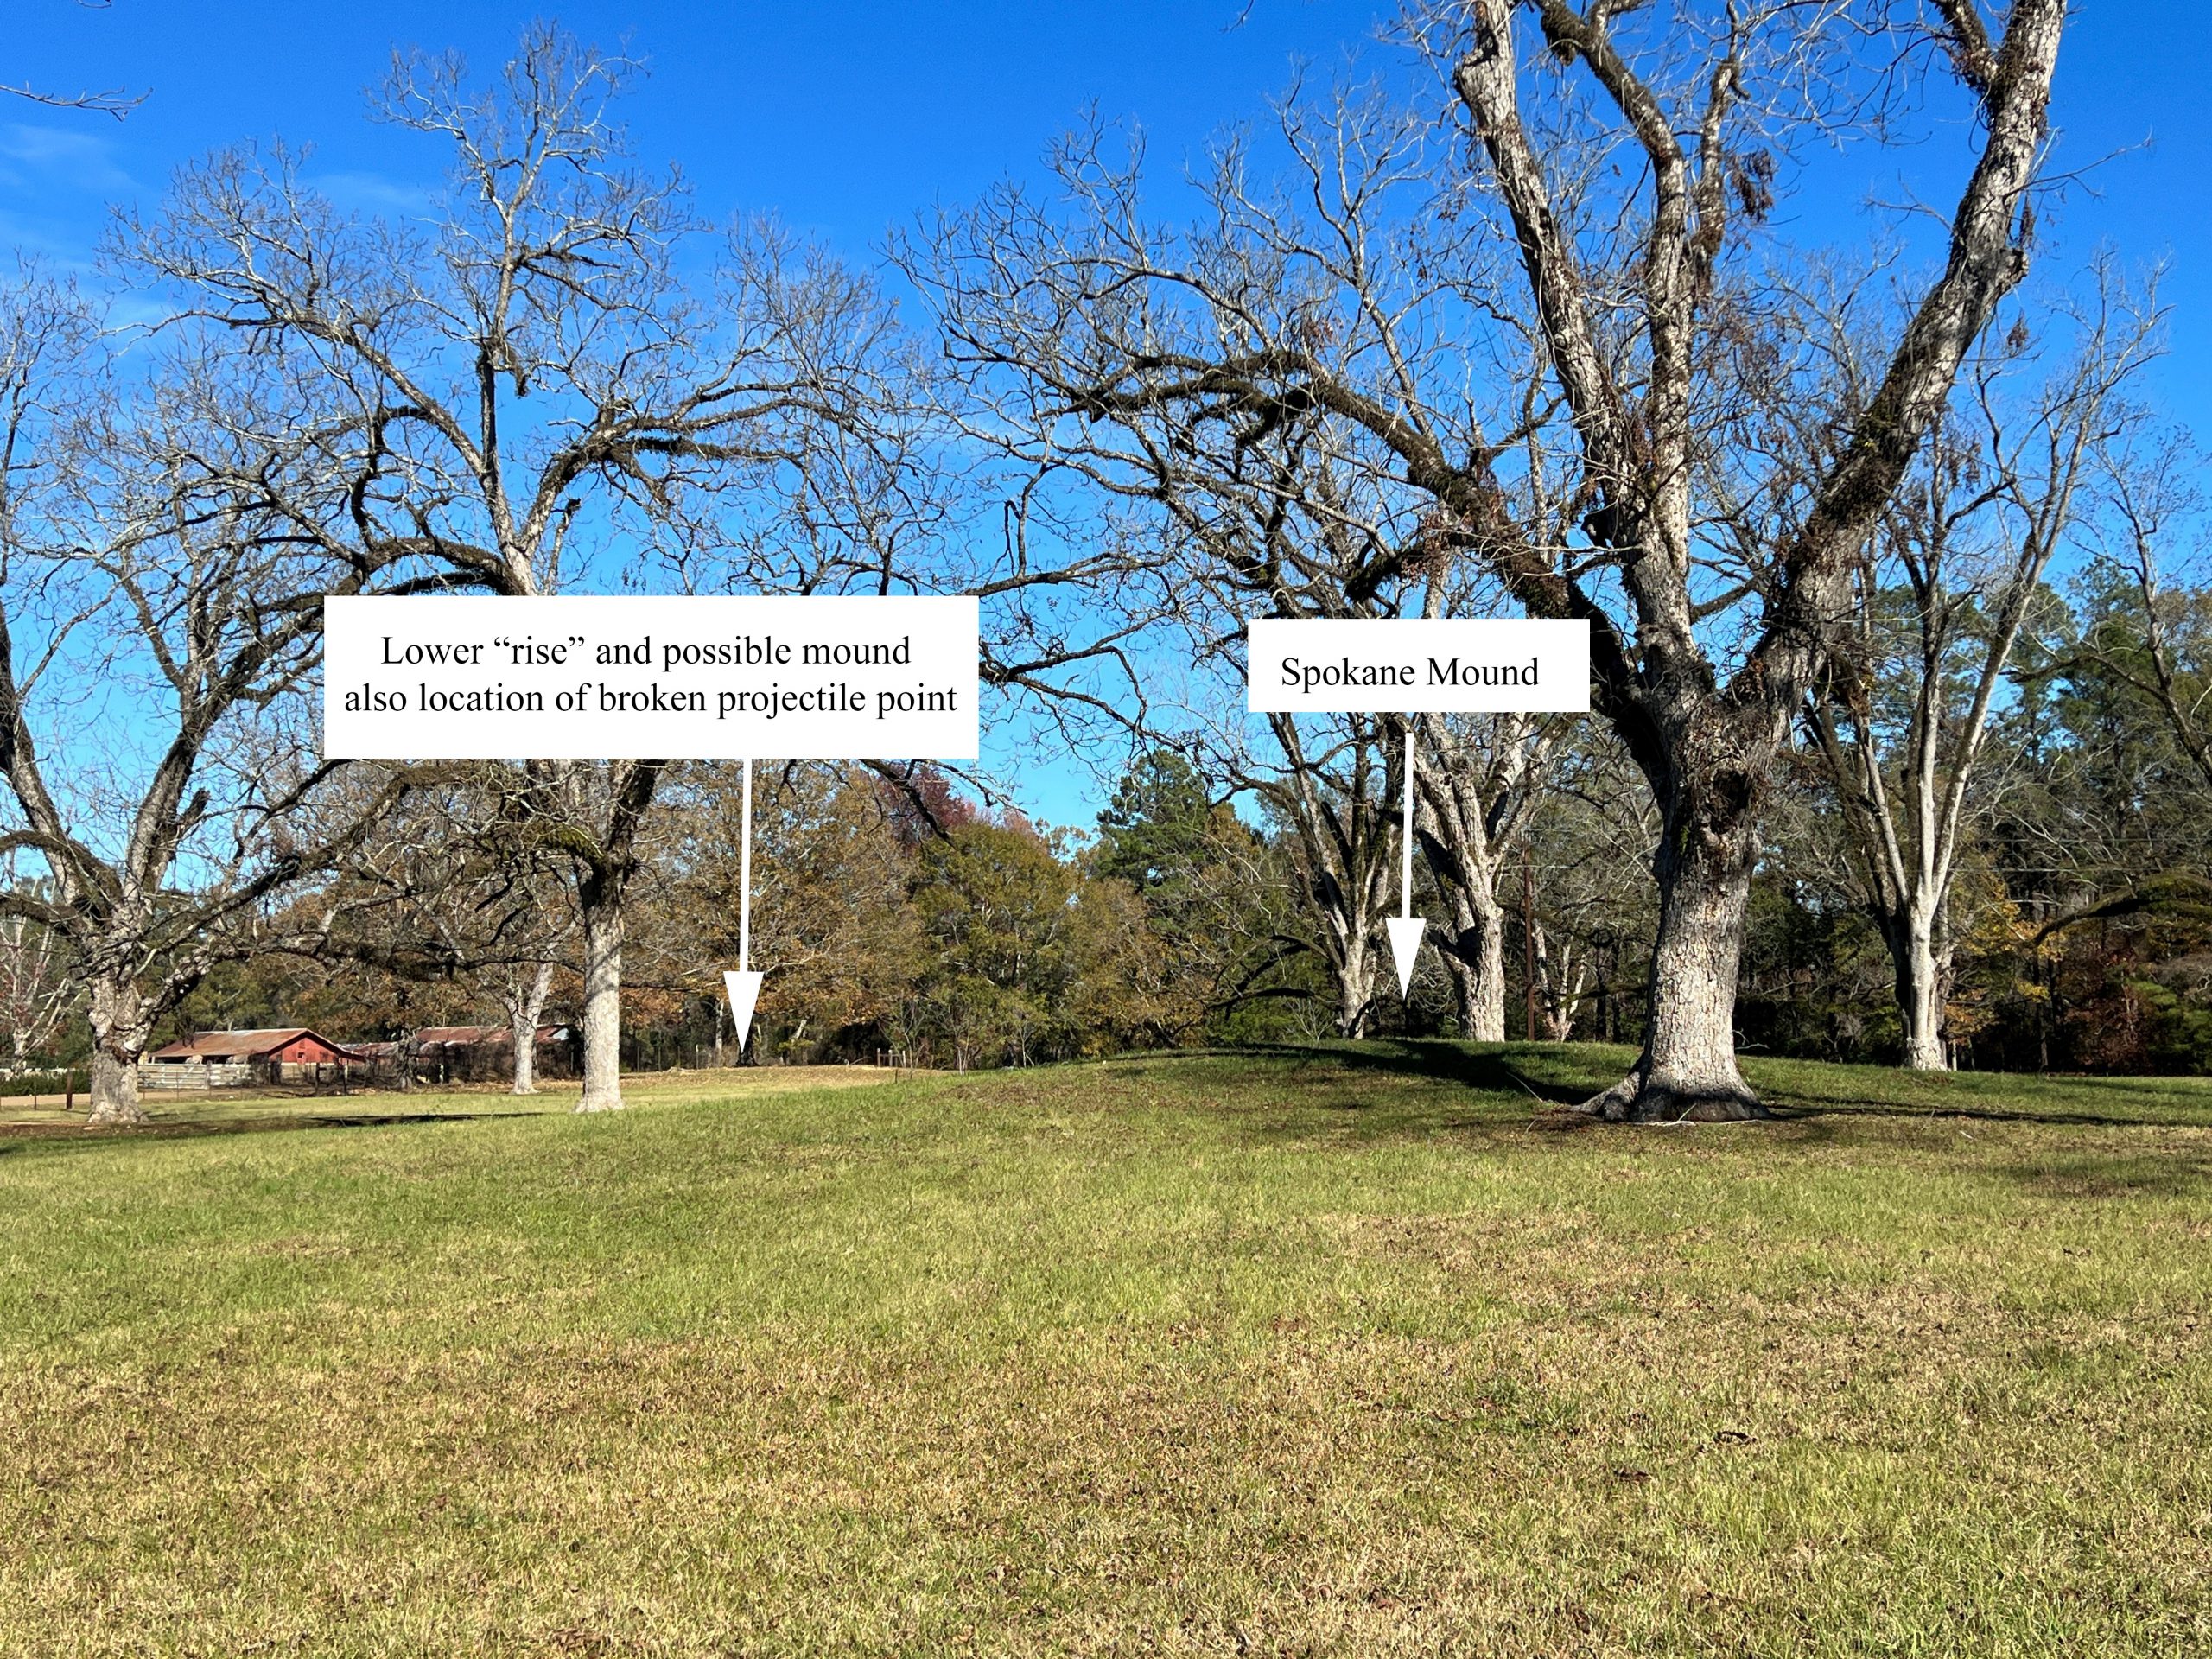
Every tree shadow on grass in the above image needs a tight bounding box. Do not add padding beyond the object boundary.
[1226,1039,1623,1108]
[1213,1041,2212,1135]
[1760,1097,2211,1130]
[0,1110,544,1147]
[1753,1077,2212,1130]
[1198,1041,1608,1147]
[1986,1154,2212,1200]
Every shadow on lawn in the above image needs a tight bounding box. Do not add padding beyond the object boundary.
[1755,1066,2212,1128]
[1761,1096,2211,1130]
[1220,1042,1602,1141]
[1223,1040,2212,1135]
[0,1109,544,1146]
[1264,1039,1601,1103]
[1987,1154,2212,1200]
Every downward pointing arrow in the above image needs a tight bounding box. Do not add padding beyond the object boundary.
[1389,722,1425,998]
[1385,916,1427,999]
[725,756,763,1052]
[724,969,764,1048]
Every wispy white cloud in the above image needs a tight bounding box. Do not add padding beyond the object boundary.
[102,290,175,332]
[312,168,436,216]
[0,207,99,270]
[0,122,131,193]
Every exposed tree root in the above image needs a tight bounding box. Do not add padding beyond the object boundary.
[1570,1071,1772,1123]
[83,1101,151,1129]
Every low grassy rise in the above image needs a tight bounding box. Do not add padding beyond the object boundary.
[2,1046,2207,1655]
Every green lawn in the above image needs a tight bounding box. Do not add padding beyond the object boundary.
[2,1044,2208,1656]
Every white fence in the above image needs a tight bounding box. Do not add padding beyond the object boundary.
[137,1062,254,1090]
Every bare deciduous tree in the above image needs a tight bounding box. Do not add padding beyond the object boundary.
[0,277,410,1124]
[915,0,2066,1117]
[118,26,909,1110]
[326,779,580,1093]
[1414,711,1562,1039]
[1250,714,1401,1036]
[2084,429,2212,801]
[0,856,72,1067]
[1807,278,2153,1068]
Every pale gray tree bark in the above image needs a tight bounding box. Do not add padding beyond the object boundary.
[502,961,556,1095]
[1412,711,1560,1041]
[561,760,660,1110]
[1255,714,1397,1038]
[1529,918,1589,1043]
[1808,283,2151,1068]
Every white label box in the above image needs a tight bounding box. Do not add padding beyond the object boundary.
[324,594,981,760]
[1247,617,1590,713]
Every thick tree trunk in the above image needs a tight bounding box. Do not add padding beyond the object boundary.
[1333,931,1374,1039]
[85,976,151,1128]
[575,890,624,1112]
[550,757,661,1115]
[1886,912,1952,1071]
[510,960,555,1095]
[1444,894,1508,1043]
[1580,765,1769,1122]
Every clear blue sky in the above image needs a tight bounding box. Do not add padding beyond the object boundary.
[7,1,2208,828]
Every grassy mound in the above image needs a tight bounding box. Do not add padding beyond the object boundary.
[3,1045,2208,1655]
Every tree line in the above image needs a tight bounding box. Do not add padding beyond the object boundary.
[3,4,2206,1127]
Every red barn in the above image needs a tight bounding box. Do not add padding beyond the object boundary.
[149,1028,364,1084]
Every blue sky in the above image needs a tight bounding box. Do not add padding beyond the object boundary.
[3,2,1395,261]
[7,1,2209,828]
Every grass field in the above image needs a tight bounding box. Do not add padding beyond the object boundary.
[2,1044,2208,1656]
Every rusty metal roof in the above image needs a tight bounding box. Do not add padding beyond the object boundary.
[148,1028,364,1062]
[412,1025,569,1047]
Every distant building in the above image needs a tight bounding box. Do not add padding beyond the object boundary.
[142,1024,578,1089]
[412,1024,573,1054]
[146,1028,365,1084]
[410,1024,577,1083]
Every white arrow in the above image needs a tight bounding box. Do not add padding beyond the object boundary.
[722,755,765,1052]
[1386,721,1426,998]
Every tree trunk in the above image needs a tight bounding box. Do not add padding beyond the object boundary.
[510,960,555,1095]
[1886,911,1952,1071]
[1443,893,1508,1042]
[1580,766,1768,1122]
[1334,931,1374,1039]
[85,975,151,1128]
[575,886,624,1112]
[1532,921,1582,1042]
